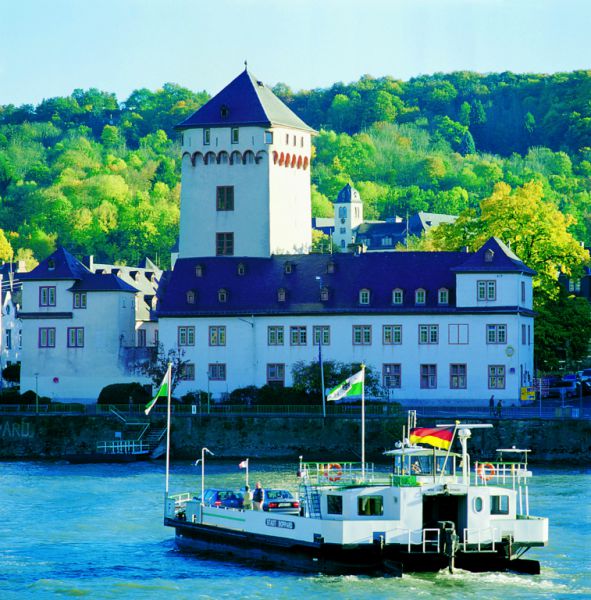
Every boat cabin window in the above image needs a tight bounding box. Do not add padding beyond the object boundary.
[491,495,509,515]
[327,495,343,515]
[358,495,383,516]
[394,453,454,476]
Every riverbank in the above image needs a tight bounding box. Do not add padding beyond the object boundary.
[1,414,589,462]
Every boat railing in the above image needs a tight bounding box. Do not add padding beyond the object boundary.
[403,528,441,553]
[96,439,150,455]
[473,461,531,488]
[300,462,391,487]
[462,527,498,552]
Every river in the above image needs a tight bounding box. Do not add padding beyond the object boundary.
[0,460,588,599]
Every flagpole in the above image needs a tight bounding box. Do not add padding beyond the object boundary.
[361,364,366,479]
[438,421,459,485]
[246,458,249,488]
[319,338,326,419]
[164,362,172,496]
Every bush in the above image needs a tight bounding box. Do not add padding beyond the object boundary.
[20,390,51,405]
[229,386,259,404]
[2,363,20,383]
[97,382,150,405]
[0,387,21,404]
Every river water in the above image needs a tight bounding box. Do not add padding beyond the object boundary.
[0,460,588,599]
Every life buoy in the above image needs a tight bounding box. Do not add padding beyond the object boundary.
[477,462,496,481]
[324,463,343,482]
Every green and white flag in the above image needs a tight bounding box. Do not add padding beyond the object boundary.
[327,369,364,401]
[145,368,170,415]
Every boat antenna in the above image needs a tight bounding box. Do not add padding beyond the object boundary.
[164,362,173,496]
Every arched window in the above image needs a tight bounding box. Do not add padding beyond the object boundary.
[217,151,229,164]
[204,152,216,165]
[438,288,449,305]
[272,151,279,164]
[193,152,204,166]
[277,288,286,302]
[392,288,403,305]
[237,263,246,276]
[303,157,309,170]
[359,288,370,305]
[297,156,303,169]
[186,291,196,304]
[218,288,228,303]
[230,151,242,165]
[195,264,204,277]
[285,153,291,168]
[279,152,285,166]
[255,150,267,164]
[415,288,426,305]
[243,150,255,164]
[320,286,329,302]
[291,154,297,167]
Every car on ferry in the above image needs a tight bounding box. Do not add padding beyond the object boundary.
[201,488,244,509]
[262,489,300,515]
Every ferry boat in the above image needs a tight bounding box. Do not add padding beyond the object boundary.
[163,413,548,576]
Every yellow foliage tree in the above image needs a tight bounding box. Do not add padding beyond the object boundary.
[0,229,13,262]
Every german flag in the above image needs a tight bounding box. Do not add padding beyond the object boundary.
[409,426,454,450]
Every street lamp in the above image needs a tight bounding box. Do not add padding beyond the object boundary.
[34,372,39,415]
[197,447,215,508]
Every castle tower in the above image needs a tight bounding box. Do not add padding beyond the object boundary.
[177,69,315,258]
[333,184,363,251]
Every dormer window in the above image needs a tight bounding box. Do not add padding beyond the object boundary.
[284,262,293,274]
[277,288,286,302]
[415,288,426,305]
[320,286,329,302]
[195,265,204,277]
[186,291,196,304]
[327,260,335,274]
[484,249,495,263]
[438,288,449,305]
[220,105,229,120]
[47,259,55,271]
[359,288,370,305]
[218,288,228,303]
[392,288,403,305]
[237,263,246,276]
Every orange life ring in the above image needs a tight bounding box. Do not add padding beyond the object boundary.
[477,462,496,481]
[324,463,343,482]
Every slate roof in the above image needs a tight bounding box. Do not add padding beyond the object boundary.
[19,247,138,292]
[336,184,361,204]
[157,239,534,318]
[451,238,536,275]
[177,69,315,132]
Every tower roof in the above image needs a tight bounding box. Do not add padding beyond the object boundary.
[335,184,361,204]
[177,69,314,132]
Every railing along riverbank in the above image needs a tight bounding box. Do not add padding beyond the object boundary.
[0,402,588,420]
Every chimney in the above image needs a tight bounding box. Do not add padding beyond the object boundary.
[83,255,95,271]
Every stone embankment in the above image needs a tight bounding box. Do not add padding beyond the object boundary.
[0,414,589,462]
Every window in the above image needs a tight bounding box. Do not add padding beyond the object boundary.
[284,262,293,274]
[528,325,531,346]
[203,128,211,145]
[67,327,84,348]
[327,261,335,274]
[415,288,426,305]
[186,291,196,304]
[47,259,55,271]
[382,236,392,246]
[39,286,56,307]
[39,327,56,348]
[209,326,226,346]
[237,263,246,276]
[217,288,228,303]
[327,495,343,515]
[450,364,467,389]
[216,232,234,256]
[491,495,509,515]
[359,289,370,305]
[264,131,273,144]
[568,279,581,292]
[521,281,526,302]
[522,324,526,345]
[487,324,507,344]
[392,288,403,305]
[488,365,505,389]
[216,186,234,211]
[383,364,401,389]
[290,326,307,346]
[137,329,146,347]
[5,329,11,350]
[420,364,437,389]
[484,249,495,263]
[195,265,204,277]
[208,363,226,381]
[73,292,87,309]
[267,363,285,386]
[277,288,286,302]
[477,280,496,301]
[448,324,469,344]
[438,288,449,305]
[231,127,239,144]
[178,326,195,346]
[285,133,289,144]
[383,325,402,345]
[313,325,330,346]
[320,286,329,302]
[267,326,284,346]
[180,363,195,381]
[338,207,347,218]
[419,325,439,344]
[340,227,346,234]
[358,495,383,516]
[353,325,372,345]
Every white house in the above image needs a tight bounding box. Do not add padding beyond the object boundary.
[0,262,25,378]
[19,249,160,402]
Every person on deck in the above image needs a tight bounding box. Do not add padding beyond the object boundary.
[489,395,495,416]
[252,481,264,510]
[243,485,253,510]
[496,399,503,418]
